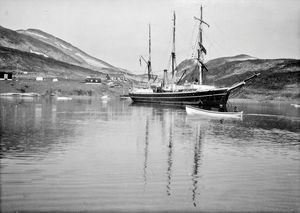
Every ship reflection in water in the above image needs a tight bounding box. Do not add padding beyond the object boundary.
[0,97,299,212]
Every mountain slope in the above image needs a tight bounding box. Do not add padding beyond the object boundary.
[205,54,257,71]
[0,26,129,75]
[0,46,103,79]
[0,26,82,66]
[17,28,117,70]
[175,55,300,99]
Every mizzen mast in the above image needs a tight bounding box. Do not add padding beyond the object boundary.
[194,5,209,85]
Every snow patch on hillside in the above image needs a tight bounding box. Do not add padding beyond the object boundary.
[30,49,48,58]
[25,31,48,39]
[55,41,72,51]
[75,52,108,68]
[227,55,257,62]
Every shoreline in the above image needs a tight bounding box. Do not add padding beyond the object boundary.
[0,79,299,103]
[0,79,131,98]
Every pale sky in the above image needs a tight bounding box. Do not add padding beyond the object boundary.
[0,0,299,74]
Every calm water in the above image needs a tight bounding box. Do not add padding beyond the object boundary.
[1,97,300,212]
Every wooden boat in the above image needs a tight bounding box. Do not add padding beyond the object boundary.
[186,105,243,119]
[128,7,259,111]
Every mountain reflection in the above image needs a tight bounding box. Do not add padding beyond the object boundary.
[0,98,131,159]
[0,98,74,159]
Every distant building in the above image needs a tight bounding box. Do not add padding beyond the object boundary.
[0,72,13,80]
[106,73,125,81]
[85,77,102,83]
[36,76,44,81]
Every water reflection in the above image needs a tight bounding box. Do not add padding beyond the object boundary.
[0,97,133,160]
[1,98,299,212]
[166,113,174,196]
[143,116,150,185]
[137,104,206,206]
[0,98,74,159]
[192,124,204,207]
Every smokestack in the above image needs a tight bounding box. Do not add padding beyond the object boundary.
[163,69,168,87]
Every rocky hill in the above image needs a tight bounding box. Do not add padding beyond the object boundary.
[1,24,299,100]
[175,55,300,100]
[0,26,134,79]
[0,46,102,80]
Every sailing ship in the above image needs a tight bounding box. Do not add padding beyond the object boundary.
[129,6,259,111]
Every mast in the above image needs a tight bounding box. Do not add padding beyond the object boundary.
[194,5,209,85]
[171,11,176,81]
[198,6,203,84]
[148,24,152,81]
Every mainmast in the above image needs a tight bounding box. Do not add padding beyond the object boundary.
[148,24,152,81]
[194,5,209,85]
[171,11,176,80]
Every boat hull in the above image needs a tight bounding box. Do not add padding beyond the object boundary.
[186,105,243,119]
[129,89,229,109]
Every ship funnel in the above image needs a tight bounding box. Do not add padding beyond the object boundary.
[163,69,168,87]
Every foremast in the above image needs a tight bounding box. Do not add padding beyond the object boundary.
[194,5,209,85]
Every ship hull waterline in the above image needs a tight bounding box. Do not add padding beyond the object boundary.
[129,89,230,109]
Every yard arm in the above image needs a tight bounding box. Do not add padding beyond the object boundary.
[139,56,148,66]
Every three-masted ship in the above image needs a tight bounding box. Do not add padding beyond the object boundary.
[129,6,259,110]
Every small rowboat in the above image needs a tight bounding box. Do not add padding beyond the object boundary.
[186,105,243,119]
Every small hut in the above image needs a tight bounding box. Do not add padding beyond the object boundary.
[0,72,13,80]
[36,76,44,81]
[85,76,102,83]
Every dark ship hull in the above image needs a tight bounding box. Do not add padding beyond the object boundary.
[129,88,230,109]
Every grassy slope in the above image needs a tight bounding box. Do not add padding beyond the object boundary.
[208,59,300,100]
[0,46,105,79]
[0,79,131,97]
[17,28,115,69]
[0,26,83,66]
[1,26,133,77]
[0,46,133,96]
[176,57,300,100]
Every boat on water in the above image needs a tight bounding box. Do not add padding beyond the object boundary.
[128,6,259,111]
[186,105,243,119]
